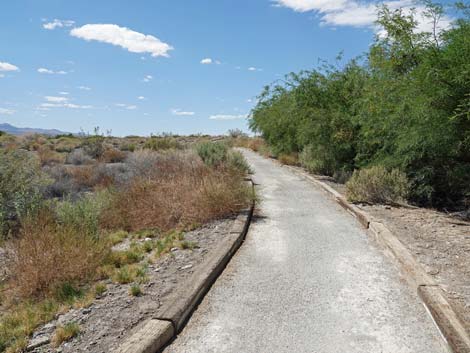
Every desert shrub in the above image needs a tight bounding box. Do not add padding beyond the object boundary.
[226,151,252,174]
[9,211,109,299]
[69,164,115,190]
[20,134,47,152]
[346,166,409,204]
[120,143,136,152]
[0,134,18,150]
[333,169,352,184]
[37,146,64,166]
[228,129,248,139]
[143,136,181,151]
[43,165,77,198]
[53,136,80,153]
[0,150,51,238]
[81,135,105,159]
[278,153,299,166]
[247,138,266,152]
[196,142,228,167]
[65,148,93,165]
[101,148,126,163]
[125,150,162,178]
[56,192,110,238]
[100,151,252,232]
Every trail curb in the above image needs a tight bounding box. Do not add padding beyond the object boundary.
[284,163,470,353]
[115,180,255,353]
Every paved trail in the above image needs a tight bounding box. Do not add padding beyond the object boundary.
[164,149,448,353]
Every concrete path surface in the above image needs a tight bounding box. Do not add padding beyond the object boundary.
[164,149,448,353]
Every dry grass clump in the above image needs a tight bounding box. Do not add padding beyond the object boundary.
[100,152,252,232]
[346,166,409,205]
[278,153,299,166]
[9,211,109,300]
[51,322,80,347]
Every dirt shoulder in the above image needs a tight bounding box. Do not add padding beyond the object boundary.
[322,179,470,332]
[28,218,236,353]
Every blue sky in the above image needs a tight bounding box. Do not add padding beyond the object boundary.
[0,0,455,136]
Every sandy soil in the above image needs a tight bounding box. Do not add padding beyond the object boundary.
[28,218,235,353]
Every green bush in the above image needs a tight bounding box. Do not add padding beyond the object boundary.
[143,137,181,151]
[346,166,409,204]
[56,192,110,238]
[226,151,252,174]
[299,144,337,176]
[196,142,228,167]
[0,150,51,237]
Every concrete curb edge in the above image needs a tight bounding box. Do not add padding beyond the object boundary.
[115,180,255,353]
[284,164,470,353]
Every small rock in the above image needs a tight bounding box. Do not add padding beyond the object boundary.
[179,264,193,271]
[27,336,50,350]
[81,308,92,315]
[170,247,179,252]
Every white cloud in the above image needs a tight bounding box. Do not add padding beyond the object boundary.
[209,114,247,120]
[143,75,153,82]
[200,58,213,64]
[116,103,138,110]
[137,96,146,100]
[70,24,173,57]
[248,67,261,71]
[0,74,4,78]
[43,19,75,30]
[38,67,67,75]
[45,96,68,103]
[78,86,91,90]
[201,58,221,65]
[275,0,453,32]
[0,62,19,72]
[39,103,92,109]
[59,91,69,95]
[171,109,195,116]
[0,108,15,115]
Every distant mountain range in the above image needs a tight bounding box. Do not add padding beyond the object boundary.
[0,123,70,136]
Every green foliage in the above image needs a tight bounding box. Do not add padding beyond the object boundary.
[129,284,142,297]
[226,151,252,174]
[196,142,228,167]
[346,166,409,204]
[249,2,470,208]
[143,136,181,151]
[0,149,51,237]
[56,192,110,238]
[196,142,252,174]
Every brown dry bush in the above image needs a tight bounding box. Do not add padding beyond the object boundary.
[101,148,126,163]
[278,153,299,166]
[100,153,252,232]
[9,211,109,300]
[37,146,65,166]
[69,164,114,190]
